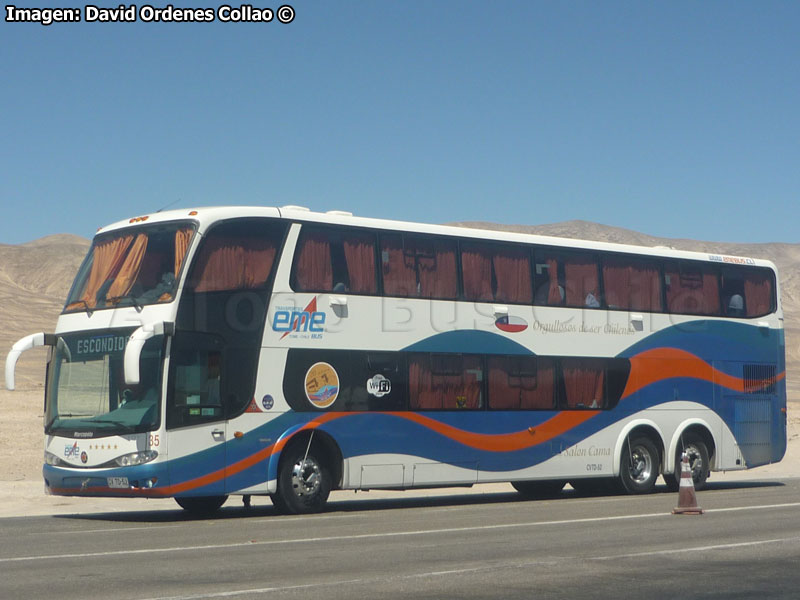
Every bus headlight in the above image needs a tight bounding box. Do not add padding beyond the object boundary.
[113,450,158,467]
[45,451,68,467]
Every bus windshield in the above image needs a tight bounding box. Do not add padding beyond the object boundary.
[64,223,195,313]
[46,331,164,437]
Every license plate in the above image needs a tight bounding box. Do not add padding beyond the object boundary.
[107,477,129,489]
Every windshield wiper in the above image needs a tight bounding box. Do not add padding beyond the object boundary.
[105,295,143,312]
[71,299,94,317]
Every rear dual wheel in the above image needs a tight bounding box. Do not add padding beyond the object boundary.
[619,436,660,494]
[665,436,710,492]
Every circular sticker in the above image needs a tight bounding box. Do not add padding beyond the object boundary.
[262,395,274,410]
[304,362,340,409]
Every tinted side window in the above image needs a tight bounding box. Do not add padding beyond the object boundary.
[561,357,607,409]
[664,262,720,316]
[461,242,532,304]
[721,267,775,318]
[534,251,601,308]
[602,256,662,312]
[408,354,483,410]
[187,220,284,292]
[292,226,377,294]
[381,234,458,299]
[487,356,555,410]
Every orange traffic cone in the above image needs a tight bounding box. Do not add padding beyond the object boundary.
[672,453,704,515]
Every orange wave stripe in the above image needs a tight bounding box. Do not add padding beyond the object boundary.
[622,347,785,399]
[381,410,599,453]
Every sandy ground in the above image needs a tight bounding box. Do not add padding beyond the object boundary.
[2,389,798,519]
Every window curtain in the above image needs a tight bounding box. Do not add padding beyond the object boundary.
[409,356,439,410]
[488,357,554,410]
[342,234,376,293]
[192,237,277,292]
[107,233,148,300]
[409,355,481,410]
[603,259,661,311]
[562,359,605,408]
[159,228,194,302]
[461,244,493,301]
[564,259,599,307]
[71,234,135,309]
[546,258,563,305]
[417,241,457,299]
[174,227,193,276]
[744,273,772,317]
[383,237,457,299]
[294,233,333,291]
[381,236,417,297]
[493,249,532,304]
[666,268,720,315]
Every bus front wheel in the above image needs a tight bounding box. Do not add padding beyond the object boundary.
[175,495,228,515]
[273,444,331,514]
[619,436,659,494]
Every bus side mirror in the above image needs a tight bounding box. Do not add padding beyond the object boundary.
[5,332,55,391]
[123,322,174,385]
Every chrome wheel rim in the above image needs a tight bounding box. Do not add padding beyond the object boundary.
[290,457,321,499]
[684,444,704,482]
[629,444,654,484]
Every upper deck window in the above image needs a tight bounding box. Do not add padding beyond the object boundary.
[64,223,195,313]
[292,226,377,294]
[381,234,458,299]
[461,242,532,304]
[720,267,775,318]
[664,262,721,316]
[187,220,285,293]
[534,251,601,308]
[602,256,662,312]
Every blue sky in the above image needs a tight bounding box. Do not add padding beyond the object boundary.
[2,1,798,245]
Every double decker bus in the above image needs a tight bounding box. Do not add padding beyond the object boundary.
[6,206,786,514]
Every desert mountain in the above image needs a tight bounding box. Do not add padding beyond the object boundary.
[0,223,797,396]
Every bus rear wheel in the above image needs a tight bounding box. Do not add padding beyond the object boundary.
[619,436,659,494]
[665,436,710,492]
[175,495,228,515]
[273,444,331,514]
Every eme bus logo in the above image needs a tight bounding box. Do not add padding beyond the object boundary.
[272,297,326,340]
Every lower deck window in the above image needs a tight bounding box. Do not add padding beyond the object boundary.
[561,358,606,409]
[409,354,483,410]
[488,356,555,410]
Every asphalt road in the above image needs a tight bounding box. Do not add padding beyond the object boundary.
[2,480,800,600]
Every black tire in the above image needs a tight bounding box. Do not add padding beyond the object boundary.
[664,436,710,492]
[175,495,228,515]
[619,436,660,494]
[512,479,565,499]
[273,442,331,514]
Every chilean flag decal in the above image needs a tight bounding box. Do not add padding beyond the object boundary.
[495,315,528,333]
